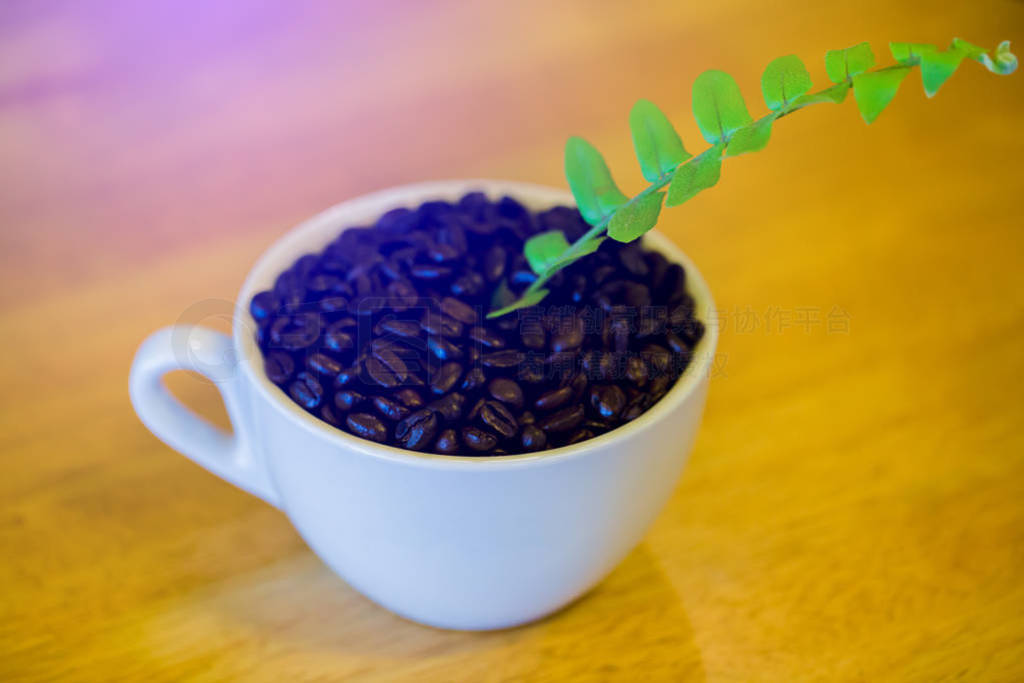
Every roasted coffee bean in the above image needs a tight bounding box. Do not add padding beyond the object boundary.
[677,318,705,346]
[264,351,294,384]
[395,409,438,451]
[550,317,584,353]
[378,319,421,338]
[371,343,410,382]
[428,243,460,263]
[421,311,463,338]
[665,331,688,354]
[659,264,687,303]
[619,246,650,277]
[478,400,518,438]
[434,428,460,454]
[488,378,524,409]
[429,392,466,421]
[622,394,650,421]
[460,366,487,393]
[451,271,485,298]
[394,388,425,409]
[307,352,343,377]
[462,426,498,452]
[483,245,507,282]
[569,372,589,400]
[289,371,323,410]
[346,412,388,443]
[590,384,626,420]
[535,385,572,412]
[320,295,349,313]
[649,375,671,399]
[364,356,402,388]
[334,390,365,412]
[625,355,649,386]
[324,327,354,354]
[334,366,359,387]
[426,336,463,361]
[537,404,585,433]
[520,326,545,350]
[481,350,522,368]
[440,297,478,325]
[564,428,596,446]
[387,280,418,310]
[250,290,278,323]
[430,361,462,395]
[520,425,547,451]
[519,410,536,425]
[320,403,344,427]
[517,357,545,383]
[373,396,410,421]
[642,344,672,376]
[410,263,453,280]
[269,312,320,350]
[468,326,505,349]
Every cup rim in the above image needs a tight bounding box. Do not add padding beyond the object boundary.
[233,179,718,470]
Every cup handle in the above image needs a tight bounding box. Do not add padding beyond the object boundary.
[129,326,280,508]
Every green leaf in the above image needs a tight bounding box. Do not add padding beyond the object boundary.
[523,230,570,275]
[726,117,773,157]
[825,42,875,83]
[954,38,1017,75]
[548,236,606,269]
[891,42,962,97]
[629,99,691,182]
[665,146,724,207]
[607,192,666,242]
[951,37,986,60]
[692,70,753,145]
[761,55,812,110]
[852,66,912,124]
[791,82,850,108]
[486,288,550,319]
[564,137,629,226]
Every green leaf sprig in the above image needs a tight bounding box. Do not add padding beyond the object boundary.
[487,37,1017,318]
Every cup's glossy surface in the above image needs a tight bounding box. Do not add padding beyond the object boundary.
[130,180,718,630]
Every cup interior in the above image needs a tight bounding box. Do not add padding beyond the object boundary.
[233,179,718,467]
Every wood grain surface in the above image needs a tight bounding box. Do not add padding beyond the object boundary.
[2,1,1023,680]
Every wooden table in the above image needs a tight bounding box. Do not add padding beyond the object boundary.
[2,1,1022,680]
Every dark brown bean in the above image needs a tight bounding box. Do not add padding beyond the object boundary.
[410,263,453,280]
[440,297,479,325]
[394,388,425,409]
[483,245,507,282]
[324,326,354,353]
[373,396,410,421]
[364,356,402,388]
[269,312,320,350]
[462,426,498,452]
[434,428,459,454]
[427,336,463,361]
[264,351,294,384]
[479,400,518,438]
[535,385,572,412]
[334,390,365,412]
[590,384,626,420]
[550,317,584,353]
[537,404,585,433]
[429,392,466,421]
[564,428,596,445]
[468,326,505,349]
[451,271,485,297]
[488,378,524,409]
[320,295,349,313]
[371,343,410,382]
[346,412,388,443]
[460,366,486,393]
[625,355,648,386]
[430,362,462,395]
[520,425,547,451]
[378,319,422,338]
[289,371,323,410]
[307,352,343,377]
[395,409,439,451]
[420,311,463,338]
[520,326,545,350]
[481,350,522,369]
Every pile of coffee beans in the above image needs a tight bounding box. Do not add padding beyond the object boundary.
[250,192,704,456]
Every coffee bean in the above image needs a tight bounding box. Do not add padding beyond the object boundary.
[483,245,507,282]
[334,390,365,412]
[264,351,294,384]
[430,362,462,395]
[307,352,343,377]
[625,355,648,386]
[677,319,705,346]
[371,343,410,382]
[622,393,650,421]
[373,396,410,421]
[520,326,545,350]
[479,400,518,438]
[346,412,388,443]
[289,371,323,410]
[590,384,626,420]
[619,245,650,276]
[320,403,343,427]
[535,385,572,412]
[421,311,463,338]
[537,404,585,433]
[378,319,421,338]
[564,428,596,446]
[428,243,460,263]
[520,425,547,451]
[440,297,478,325]
[324,326,354,354]
[468,326,505,349]
[334,367,359,387]
[488,378,524,409]
[410,263,453,280]
[427,336,464,361]
[642,344,672,376]
[395,409,438,451]
[269,312,320,350]
[550,317,584,353]
[519,410,536,425]
[460,366,487,393]
[320,296,349,313]
[429,392,466,421]
[387,280,418,310]
[250,290,278,323]
[518,357,545,384]
[482,350,522,369]
[462,426,498,452]
[394,388,425,409]
[451,271,485,298]
[364,356,402,388]
[434,428,460,454]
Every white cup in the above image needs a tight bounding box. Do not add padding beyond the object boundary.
[130,180,718,630]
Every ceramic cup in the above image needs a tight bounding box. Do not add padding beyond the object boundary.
[129,180,718,630]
